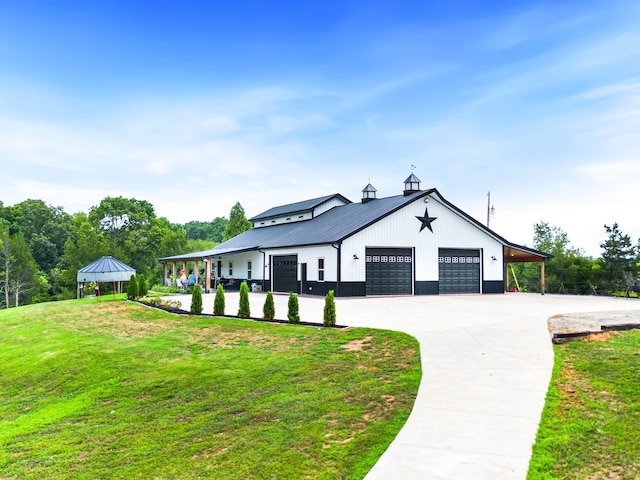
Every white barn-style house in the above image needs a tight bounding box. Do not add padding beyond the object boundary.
[160,175,550,296]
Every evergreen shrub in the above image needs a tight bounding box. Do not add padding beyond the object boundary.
[323,290,336,327]
[263,291,275,320]
[191,284,203,314]
[127,274,138,300]
[214,284,225,316]
[238,281,250,318]
[287,292,300,324]
[137,274,148,297]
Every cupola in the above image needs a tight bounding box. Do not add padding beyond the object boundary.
[403,173,421,196]
[361,182,377,203]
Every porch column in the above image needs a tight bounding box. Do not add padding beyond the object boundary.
[205,258,212,293]
[540,261,546,295]
[505,263,510,292]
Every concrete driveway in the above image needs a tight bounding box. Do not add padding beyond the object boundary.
[174,292,640,479]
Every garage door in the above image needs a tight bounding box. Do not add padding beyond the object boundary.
[366,248,413,295]
[438,249,480,294]
[273,255,298,293]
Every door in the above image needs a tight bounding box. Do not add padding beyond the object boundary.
[438,249,481,294]
[273,255,298,293]
[365,248,413,295]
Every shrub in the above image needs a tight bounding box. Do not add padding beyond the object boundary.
[263,291,275,320]
[214,284,225,316]
[238,281,250,318]
[323,290,336,327]
[191,284,203,314]
[127,274,138,300]
[137,274,148,297]
[287,292,300,324]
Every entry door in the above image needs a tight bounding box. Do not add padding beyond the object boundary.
[438,249,481,294]
[273,255,298,293]
[365,248,413,295]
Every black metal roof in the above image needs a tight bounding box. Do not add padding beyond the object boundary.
[159,188,552,262]
[206,190,430,254]
[249,193,351,222]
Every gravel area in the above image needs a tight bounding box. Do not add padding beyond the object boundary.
[548,309,640,336]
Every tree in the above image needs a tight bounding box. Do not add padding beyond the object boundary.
[599,223,637,294]
[191,284,203,314]
[323,290,336,327]
[238,281,250,318]
[184,217,228,243]
[263,291,275,320]
[0,225,39,308]
[127,274,138,300]
[513,222,596,295]
[58,213,110,299]
[223,202,252,241]
[4,199,72,275]
[88,197,157,277]
[214,284,225,316]
[287,292,300,324]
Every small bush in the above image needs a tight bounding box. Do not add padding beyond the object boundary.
[323,290,336,327]
[214,284,225,316]
[238,281,250,318]
[137,274,148,297]
[263,291,275,320]
[287,292,300,324]
[127,274,138,300]
[138,295,182,311]
[191,284,203,314]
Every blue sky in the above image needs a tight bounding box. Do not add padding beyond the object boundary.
[1,0,639,257]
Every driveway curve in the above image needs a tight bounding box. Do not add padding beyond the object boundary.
[173,292,640,479]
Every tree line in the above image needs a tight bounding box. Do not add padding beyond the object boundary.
[1,196,638,309]
[512,222,640,297]
[0,197,252,308]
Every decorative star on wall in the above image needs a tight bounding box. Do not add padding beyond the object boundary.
[416,206,437,233]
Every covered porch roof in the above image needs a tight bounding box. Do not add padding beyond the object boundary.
[158,246,259,263]
[503,243,553,264]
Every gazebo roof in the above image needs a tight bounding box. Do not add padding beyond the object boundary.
[77,256,136,282]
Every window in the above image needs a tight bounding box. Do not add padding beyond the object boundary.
[229,262,233,276]
[318,258,325,282]
[247,261,252,280]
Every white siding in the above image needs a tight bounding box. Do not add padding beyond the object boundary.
[341,195,504,283]
[253,211,312,228]
[313,197,349,217]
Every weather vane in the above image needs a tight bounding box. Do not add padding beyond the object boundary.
[411,164,416,173]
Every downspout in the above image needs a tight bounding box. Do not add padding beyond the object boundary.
[332,241,342,297]
[259,249,266,291]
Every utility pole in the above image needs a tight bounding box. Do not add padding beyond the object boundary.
[486,191,495,227]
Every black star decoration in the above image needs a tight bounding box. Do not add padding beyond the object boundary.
[416,206,437,233]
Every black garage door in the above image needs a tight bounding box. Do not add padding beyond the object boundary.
[273,255,298,293]
[366,248,413,295]
[438,249,480,294]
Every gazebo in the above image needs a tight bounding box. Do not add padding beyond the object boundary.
[76,256,136,298]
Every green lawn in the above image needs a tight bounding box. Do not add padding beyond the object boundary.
[0,298,421,479]
[528,330,640,480]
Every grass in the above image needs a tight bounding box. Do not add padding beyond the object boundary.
[528,330,640,480]
[0,297,421,479]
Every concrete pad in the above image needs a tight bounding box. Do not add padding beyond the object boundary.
[170,291,640,479]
